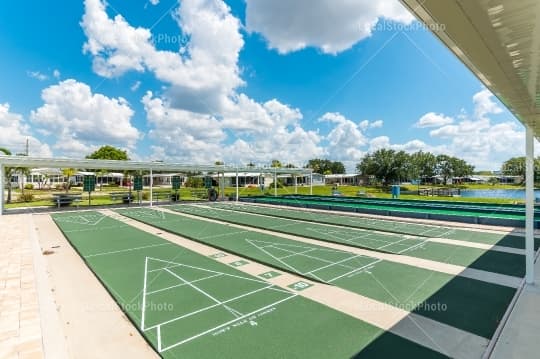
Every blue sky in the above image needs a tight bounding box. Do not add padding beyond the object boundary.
[0,0,528,171]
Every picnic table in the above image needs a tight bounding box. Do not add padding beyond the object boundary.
[110,192,133,204]
[51,193,82,208]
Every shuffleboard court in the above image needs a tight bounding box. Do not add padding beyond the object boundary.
[51,211,449,358]
[169,204,526,278]
[244,196,537,228]
[213,202,540,250]
[116,207,516,339]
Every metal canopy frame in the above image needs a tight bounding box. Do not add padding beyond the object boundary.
[0,156,312,215]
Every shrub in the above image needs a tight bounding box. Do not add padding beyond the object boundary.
[19,193,34,202]
[185,176,204,188]
[141,191,150,200]
[24,183,34,190]
[269,180,284,189]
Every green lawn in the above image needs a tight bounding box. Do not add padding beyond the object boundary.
[4,183,525,209]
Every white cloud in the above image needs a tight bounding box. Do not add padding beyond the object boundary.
[144,91,323,165]
[370,120,383,128]
[81,0,244,113]
[424,89,525,169]
[130,81,141,92]
[473,88,502,119]
[320,112,367,161]
[221,94,302,134]
[415,112,454,128]
[359,119,383,130]
[27,71,48,81]
[53,69,61,79]
[0,103,52,157]
[31,79,140,157]
[149,0,160,5]
[245,0,414,54]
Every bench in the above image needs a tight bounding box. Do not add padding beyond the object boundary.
[152,192,172,203]
[52,194,82,208]
[110,192,133,204]
[190,190,208,199]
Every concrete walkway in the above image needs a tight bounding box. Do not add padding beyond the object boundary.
[491,254,540,358]
[0,214,44,359]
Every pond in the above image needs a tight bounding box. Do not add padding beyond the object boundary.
[460,189,540,199]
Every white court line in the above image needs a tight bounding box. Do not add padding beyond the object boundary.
[306,254,364,274]
[145,284,275,331]
[164,268,222,304]
[84,243,172,258]
[159,294,297,353]
[265,244,357,271]
[146,273,223,295]
[141,257,149,331]
[147,257,269,285]
[277,248,318,260]
[164,268,246,323]
[306,226,392,247]
[327,259,383,283]
[397,240,430,254]
[245,240,305,276]
[157,326,162,352]
[376,237,412,250]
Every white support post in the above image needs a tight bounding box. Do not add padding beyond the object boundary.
[0,164,4,216]
[294,175,298,194]
[310,172,313,195]
[221,172,225,201]
[525,126,535,284]
[235,169,239,202]
[274,168,277,197]
[149,168,153,207]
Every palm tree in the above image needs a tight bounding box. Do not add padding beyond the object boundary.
[62,168,77,193]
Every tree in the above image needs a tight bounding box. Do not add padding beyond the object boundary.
[501,157,525,177]
[356,149,409,185]
[284,163,296,168]
[270,159,282,168]
[435,155,453,185]
[450,157,474,178]
[410,151,437,183]
[306,159,346,174]
[214,161,224,165]
[62,168,76,193]
[86,145,129,160]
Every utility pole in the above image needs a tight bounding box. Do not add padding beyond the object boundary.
[25,138,29,156]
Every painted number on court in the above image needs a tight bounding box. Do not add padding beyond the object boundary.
[259,271,281,279]
[288,281,313,291]
[210,252,228,259]
[230,260,249,267]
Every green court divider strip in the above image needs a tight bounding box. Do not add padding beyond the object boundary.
[170,205,525,278]
[215,203,540,250]
[282,194,538,216]
[116,208,516,339]
[244,196,539,228]
[50,211,449,358]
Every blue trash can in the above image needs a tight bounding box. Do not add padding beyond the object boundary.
[391,185,400,199]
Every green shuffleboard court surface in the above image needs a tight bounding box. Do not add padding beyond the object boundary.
[282,194,537,215]
[169,204,525,278]
[116,207,516,339]
[51,211,450,358]
[247,196,533,222]
[214,202,540,250]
